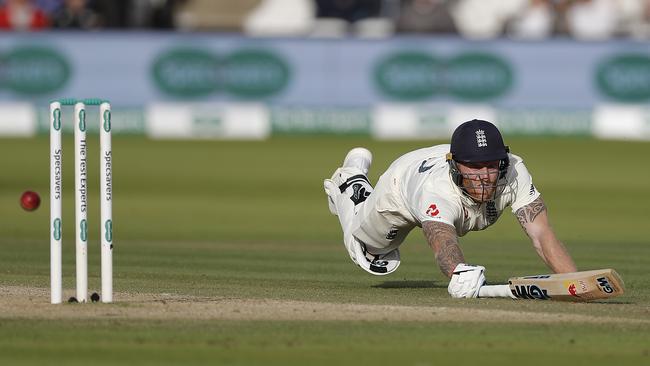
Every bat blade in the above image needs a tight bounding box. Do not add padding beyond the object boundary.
[479,269,625,301]
[508,269,624,301]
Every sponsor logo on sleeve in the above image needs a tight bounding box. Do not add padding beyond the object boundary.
[426,204,440,217]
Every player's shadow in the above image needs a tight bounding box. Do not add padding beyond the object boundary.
[373,280,445,289]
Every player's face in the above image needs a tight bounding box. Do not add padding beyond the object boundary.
[457,160,500,202]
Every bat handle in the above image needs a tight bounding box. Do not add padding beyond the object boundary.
[478,285,514,299]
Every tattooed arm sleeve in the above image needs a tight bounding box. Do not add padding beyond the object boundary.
[422,221,465,278]
[515,196,547,230]
[515,196,577,273]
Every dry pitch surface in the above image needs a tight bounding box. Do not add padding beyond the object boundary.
[2,285,646,325]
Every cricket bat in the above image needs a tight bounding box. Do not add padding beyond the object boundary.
[478,269,625,301]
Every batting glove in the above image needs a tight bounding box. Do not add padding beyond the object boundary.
[447,263,486,299]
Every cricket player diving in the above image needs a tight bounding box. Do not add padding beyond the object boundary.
[323,119,577,299]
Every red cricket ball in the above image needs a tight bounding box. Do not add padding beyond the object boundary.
[20,191,41,211]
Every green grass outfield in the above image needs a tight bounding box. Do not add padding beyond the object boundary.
[1,136,648,365]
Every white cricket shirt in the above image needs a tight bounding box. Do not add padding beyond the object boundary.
[388,144,541,237]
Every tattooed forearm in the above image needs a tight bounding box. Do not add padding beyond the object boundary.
[515,196,547,227]
[436,241,465,278]
[422,221,465,278]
